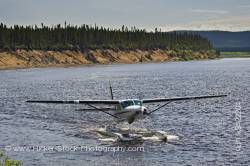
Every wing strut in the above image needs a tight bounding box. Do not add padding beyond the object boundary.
[146,101,172,115]
[85,103,121,119]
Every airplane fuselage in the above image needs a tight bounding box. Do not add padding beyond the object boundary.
[113,99,148,123]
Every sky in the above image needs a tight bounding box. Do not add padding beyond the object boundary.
[0,0,250,31]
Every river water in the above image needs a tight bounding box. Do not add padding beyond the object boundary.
[0,58,249,166]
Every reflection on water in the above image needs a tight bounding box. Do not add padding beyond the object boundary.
[0,58,250,165]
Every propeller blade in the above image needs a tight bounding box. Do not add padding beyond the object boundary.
[127,111,140,124]
[127,116,136,124]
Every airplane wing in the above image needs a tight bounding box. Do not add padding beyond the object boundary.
[26,99,120,105]
[142,94,227,103]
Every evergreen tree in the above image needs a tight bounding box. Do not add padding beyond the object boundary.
[0,23,213,51]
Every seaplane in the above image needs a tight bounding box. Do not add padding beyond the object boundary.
[26,84,227,125]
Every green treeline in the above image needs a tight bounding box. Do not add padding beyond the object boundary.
[0,23,213,51]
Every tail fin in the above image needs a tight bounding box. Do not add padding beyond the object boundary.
[109,81,114,100]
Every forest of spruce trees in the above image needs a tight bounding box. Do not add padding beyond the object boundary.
[0,23,213,51]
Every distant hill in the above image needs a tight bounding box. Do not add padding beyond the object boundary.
[178,31,250,52]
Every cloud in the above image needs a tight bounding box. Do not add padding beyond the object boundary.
[238,5,250,8]
[190,9,229,14]
[159,16,250,31]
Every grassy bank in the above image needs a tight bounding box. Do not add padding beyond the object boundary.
[0,150,21,166]
[220,52,250,58]
[0,49,218,70]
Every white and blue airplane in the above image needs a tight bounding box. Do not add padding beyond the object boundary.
[27,84,227,124]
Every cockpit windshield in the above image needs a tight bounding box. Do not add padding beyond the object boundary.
[120,100,134,108]
[120,100,142,108]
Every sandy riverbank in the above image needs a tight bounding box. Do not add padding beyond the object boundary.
[0,49,217,70]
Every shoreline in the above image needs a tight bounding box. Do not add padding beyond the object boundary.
[0,49,218,70]
[0,58,225,71]
[0,59,197,71]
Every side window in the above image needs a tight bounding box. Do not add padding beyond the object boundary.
[134,100,142,106]
[121,101,128,108]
